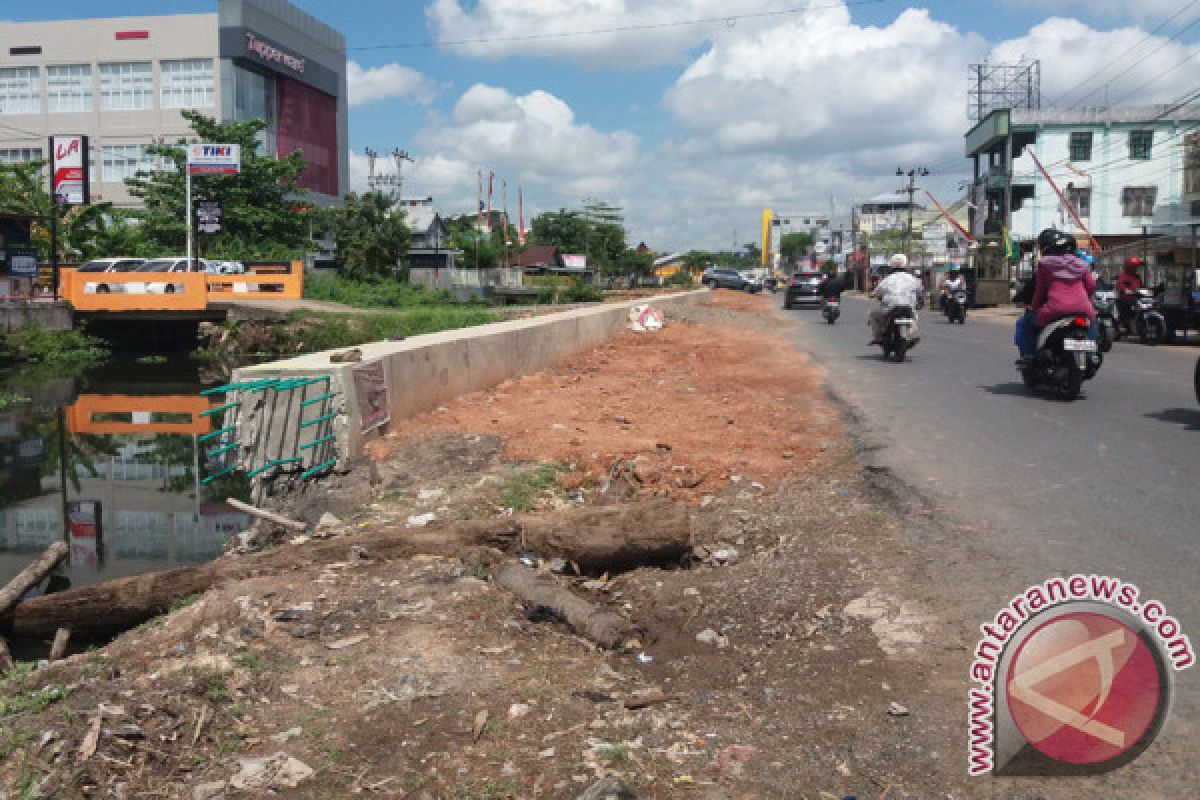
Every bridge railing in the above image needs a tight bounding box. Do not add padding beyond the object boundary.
[61,269,210,311]
[206,260,304,300]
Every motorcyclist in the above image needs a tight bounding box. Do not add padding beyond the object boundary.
[869,254,922,343]
[1018,228,1096,361]
[940,267,966,310]
[817,269,844,302]
[1116,256,1143,326]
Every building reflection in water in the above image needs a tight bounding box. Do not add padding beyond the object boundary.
[0,392,251,589]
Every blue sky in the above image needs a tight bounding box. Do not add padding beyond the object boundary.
[8,1,1200,249]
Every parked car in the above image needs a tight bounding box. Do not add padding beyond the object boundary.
[135,258,208,294]
[783,271,822,309]
[205,260,245,275]
[703,268,750,290]
[75,257,145,293]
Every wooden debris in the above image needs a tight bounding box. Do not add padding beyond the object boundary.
[496,563,633,650]
[191,705,209,747]
[0,541,68,618]
[226,498,307,532]
[622,690,681,710]
[78,715,102,762]
[48,627,70,661]
[0,636,13,675]
[472,709,488,742]
[326,633,369,650]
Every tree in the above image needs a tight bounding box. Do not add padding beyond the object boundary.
[529,201,629,275]
[530,209,588,254]
[442,214,499,270]
[319,191,411,280]
[780,232,814,264]
[127,111,310,259]
[741,243,762,268]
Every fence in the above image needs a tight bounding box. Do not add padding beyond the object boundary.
[59,260,304,311]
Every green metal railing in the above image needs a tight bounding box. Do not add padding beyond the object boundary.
[197,374,341,489]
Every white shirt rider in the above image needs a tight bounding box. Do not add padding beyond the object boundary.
[873,269,922,308]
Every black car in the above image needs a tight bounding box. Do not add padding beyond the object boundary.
[702,268,749,290]
[783,272,822,309]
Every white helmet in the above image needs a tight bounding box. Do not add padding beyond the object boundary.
[888,253,908,271]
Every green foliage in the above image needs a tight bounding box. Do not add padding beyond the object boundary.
[780,231,815,263]
[66,204,150,261]
[317,191,412,280]
[665,269,694,286]
[127,111,310,259]
[0,685,70,718]
[561,278,603,302]
[869,227,927,259]
[0,325,109,368]
[0,391,31,410]
[617,246,655,278]
[529,201,627,272]
[497,464,560,512]
[304,273,458,308]
[282,308,497,352]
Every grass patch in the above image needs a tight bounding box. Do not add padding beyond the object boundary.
[199,671,231,703]
[496,464,560,512]
[0,391,31,410]
[282,308,498,353]
[597,743,632,767]
[0,685,70,718]
[304,274,469,309]
[171,593,201,611]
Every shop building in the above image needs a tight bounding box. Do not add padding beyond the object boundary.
[0,0,347,206]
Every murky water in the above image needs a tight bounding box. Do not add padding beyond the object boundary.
[0,356,253,594]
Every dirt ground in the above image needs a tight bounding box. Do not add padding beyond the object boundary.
[2,290,1184,799]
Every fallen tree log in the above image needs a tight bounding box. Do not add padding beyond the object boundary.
[226,498,306,532]
[0,501,689,642]
[495,563,633,649]
[0,541,68,619]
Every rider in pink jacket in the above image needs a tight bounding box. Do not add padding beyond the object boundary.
[1032,252,1096,327]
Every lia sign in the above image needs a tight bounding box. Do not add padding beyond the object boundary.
[50,135,89,205]
[187,144,241,175]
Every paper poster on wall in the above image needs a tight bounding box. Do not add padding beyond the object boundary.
[352,360,390,434]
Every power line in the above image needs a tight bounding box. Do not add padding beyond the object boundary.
[350,0,892,51]
[1049,0,1200,107]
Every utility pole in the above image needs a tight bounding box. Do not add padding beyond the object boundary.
[365,148,412,202]
[896,166,929,262]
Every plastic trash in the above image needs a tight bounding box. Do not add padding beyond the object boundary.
[628,304,664,332]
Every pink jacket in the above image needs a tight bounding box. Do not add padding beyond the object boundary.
[1033,254,1096,327]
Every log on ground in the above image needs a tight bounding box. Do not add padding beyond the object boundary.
[0,501,688,642]
[0,541,68,619]
[495,563,632,649]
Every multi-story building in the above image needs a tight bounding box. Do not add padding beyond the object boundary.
[0,0,347,207]
[964,105,1200,248]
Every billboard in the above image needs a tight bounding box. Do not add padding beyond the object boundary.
[561,254,587,270]
[187,144,241,175]
[50,135,89,205]
[276,77,338,196]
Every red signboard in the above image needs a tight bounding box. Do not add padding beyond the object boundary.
[276,77,338,196]
[50,134,89,205]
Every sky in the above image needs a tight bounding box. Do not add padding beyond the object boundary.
[7,0,1200,251]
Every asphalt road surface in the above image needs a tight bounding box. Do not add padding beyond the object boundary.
[780,293,1199,706]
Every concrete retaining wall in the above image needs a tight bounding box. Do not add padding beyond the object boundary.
[232,290,708,464]
[0,302,72,333]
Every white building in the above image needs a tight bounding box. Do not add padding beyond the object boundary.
[0,0,348,207]
[965,106,1200,247]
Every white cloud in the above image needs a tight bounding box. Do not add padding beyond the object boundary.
[360,84,638,219]
[426,0,787,67]
[990,17,1200,106]
[665,7,979,158]
[347,61,438,107]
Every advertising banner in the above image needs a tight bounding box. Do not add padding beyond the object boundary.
[6,248,38,278]
[187,144,241,175]
[196,199,224,234]
[561,254,587,270]
[50,134,89,205]
[352,360,390,434]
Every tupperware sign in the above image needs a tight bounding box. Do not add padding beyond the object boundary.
[187,144,241,175]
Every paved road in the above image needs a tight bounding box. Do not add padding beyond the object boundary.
[780,294,1198,687]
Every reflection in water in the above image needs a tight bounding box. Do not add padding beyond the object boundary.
[0,363,252,590]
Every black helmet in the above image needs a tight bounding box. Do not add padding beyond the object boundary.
[1037,228,1075,256]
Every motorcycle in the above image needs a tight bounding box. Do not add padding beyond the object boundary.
[1092,288,1117,353]
[943,290,968,324]
[875,306,919,363]
[822,296,840,324]
[1019,315,1102,401]
[1119,287,1168,345]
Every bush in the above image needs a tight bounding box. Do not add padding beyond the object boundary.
[0,325,109,368]
[304,273,460,308]
[562,278,603,303]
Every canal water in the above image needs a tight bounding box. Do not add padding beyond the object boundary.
[0,354,254,595]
